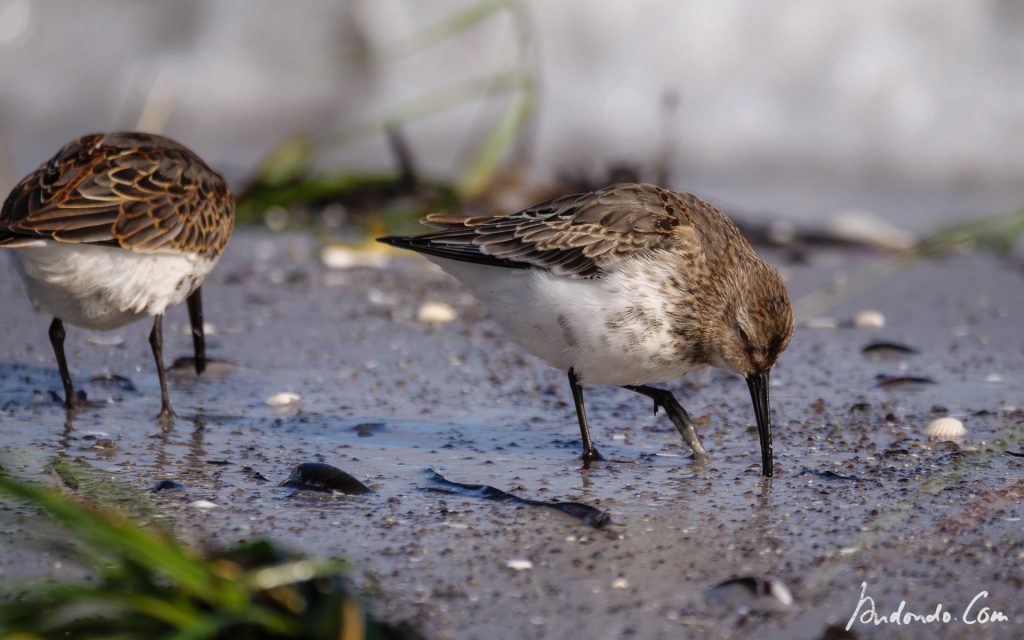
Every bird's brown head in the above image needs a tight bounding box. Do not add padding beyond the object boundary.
[706,259,793,477]
[709,261,793,378]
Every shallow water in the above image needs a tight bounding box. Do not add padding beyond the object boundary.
[1,231,1022,639]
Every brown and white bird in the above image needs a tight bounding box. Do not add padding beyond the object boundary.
[379,183,793,476]
[0,132,234,419]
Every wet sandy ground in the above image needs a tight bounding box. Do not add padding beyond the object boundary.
[1,230,1022,639]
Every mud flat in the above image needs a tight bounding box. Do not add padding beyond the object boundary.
[1,231,1022,639]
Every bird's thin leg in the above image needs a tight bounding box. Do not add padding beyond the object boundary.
[568,368,603,465]
[48,318,78,409]
[149,314,175,420]
[623,384,709,461]
[186,287,206,376]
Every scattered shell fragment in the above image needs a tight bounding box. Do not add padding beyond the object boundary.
[804,316,838,330]
[853,309,885,328]
[505,558,533,571]
[612,578,630,590]
[828,209,916,250]
[320,246,389,270]
[181,322,216,337]
[924,417,966,441]
[417,301,457,324]
[281,462,371,495]
[985,373,1003,383]
[86,333,124,346]
[265,391,301,407]
[707,576,794,608]
[190,500,217,510]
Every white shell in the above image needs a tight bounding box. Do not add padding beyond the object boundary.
[266,391,301,407]
[924,417,966,441]
[417,301,457,323]
[190,500,218,510]
[505,558,533,571]
[853,309,886,328]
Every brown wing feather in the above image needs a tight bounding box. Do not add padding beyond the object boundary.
[0,132,233,255]
[383,183,705,278]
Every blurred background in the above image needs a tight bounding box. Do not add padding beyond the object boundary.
[2,0,1023,235]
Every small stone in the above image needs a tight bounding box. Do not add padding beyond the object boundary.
[417,301,457,324]
[505,558,533,571]
[612,578,629,589]
[266,392,300,407]
[190,500,217,510]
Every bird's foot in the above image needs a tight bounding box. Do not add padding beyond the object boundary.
[580,448,604,468]
[156,405,176,423]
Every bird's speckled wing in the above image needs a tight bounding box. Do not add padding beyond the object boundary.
[380,183,713,278]
[0,132,233,256]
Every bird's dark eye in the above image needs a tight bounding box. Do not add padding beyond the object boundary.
[737,324,751,345]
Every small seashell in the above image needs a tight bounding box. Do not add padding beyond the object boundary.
[266,391,301,407]
[853,309,885,328]
[86,333,124,346]
[804,316,838,330]
[612,578,630,590]
[505,558,533,571]
[417,301,457,323]
[320,246,388,270]
[190,499,217,510]
[828,209,917,250]
[924,417,966,441]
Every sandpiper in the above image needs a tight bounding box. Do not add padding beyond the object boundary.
[379,183,793,476]
[0,132,234,419]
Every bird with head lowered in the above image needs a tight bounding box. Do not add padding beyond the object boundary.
[379,183,793,476]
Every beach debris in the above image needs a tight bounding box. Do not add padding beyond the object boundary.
[417,301,457,324]
[281,462,371,495]
[876,375,936,390]
[827,209,916,250]
[862,341,917,357]
[242,466,270,482]
[804,317,839,330]
[853,309,885,328]
[423,469,611,528]
[190,500,217,510]
[151,479,186,493]
[924,417,966,441]
[706,576,794,609]
[505,558,534,571]
[265,391,301,407]
[320,246,389,270]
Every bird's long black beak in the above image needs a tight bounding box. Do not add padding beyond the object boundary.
[746,370,773,477]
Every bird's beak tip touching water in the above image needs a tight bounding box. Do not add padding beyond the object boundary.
[745,370,773,477]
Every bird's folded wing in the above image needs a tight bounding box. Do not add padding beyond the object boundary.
[0,134,232,255]
[381,183,701,278]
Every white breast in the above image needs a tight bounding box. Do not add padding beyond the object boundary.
[430,255,698,386]
[8,241,218,330]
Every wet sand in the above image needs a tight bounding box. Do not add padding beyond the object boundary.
[1,230,1022,639]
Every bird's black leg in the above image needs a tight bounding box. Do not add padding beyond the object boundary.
[149,314,175,421]
[48,318,79,409]
[568,368,603,465]
[186,287,206,376]
[623,384,709,461]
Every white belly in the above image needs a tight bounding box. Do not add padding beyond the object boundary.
[8,241,217,330]
[430,256,699,386]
